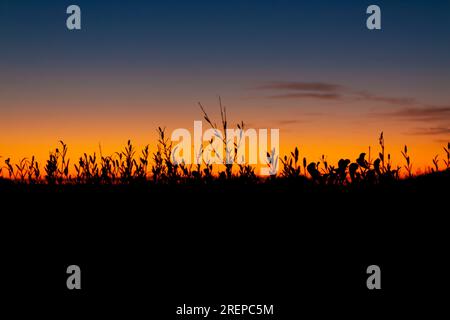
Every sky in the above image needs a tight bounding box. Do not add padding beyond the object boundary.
[1,0,449,172]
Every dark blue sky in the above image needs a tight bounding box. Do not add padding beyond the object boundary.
[1,0,450,71]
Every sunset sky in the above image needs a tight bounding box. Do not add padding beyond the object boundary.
[1,0,449,172]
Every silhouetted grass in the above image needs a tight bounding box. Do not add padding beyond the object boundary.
[1,105,449,192]
[1,135,448,190]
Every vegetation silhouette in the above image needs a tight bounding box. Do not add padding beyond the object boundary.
[0,105,449,194]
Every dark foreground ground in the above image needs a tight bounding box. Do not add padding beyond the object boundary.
[1,172,449,317]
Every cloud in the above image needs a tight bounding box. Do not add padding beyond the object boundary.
[391,106,450,119]
[354,91,416,106]
[255,81,342,100]
[256,81,415,106]
[276,119,306,125]
[257,81,342,92]
[254,80,450,139]
[268,93,342,100]
[407,127,450,136]
[371,106,450,122]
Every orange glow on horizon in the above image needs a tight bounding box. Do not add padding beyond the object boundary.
[0,118,447,177]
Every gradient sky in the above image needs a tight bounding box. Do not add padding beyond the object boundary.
[1,0,449,172]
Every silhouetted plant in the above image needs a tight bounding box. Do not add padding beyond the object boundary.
[432,155,439,172]
[29,156,40,183]
[349,162,359,183]
[200,97,234,179]
[45,153,58,184]
[4,158,15,180]
[0,128,448,188]
[401,145,413,177]
[152,127,175,183]
[135,144,150,181]
[444,143,449,170]
[337,159,350,183]
[379,131,385,171]
[199,97,261,180]
[265,149,279,177]
[43,141,70,184]
[116,140,136,183]
[15,158,29,182]
[281,147,301,178]
[307,162,321,182]
[302,157,307,176]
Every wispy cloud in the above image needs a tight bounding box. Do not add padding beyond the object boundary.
[268,93,341,100]
[371,107,450,137]
[406,127,450,136]
[276,119,306,125]
[256,81,343,102]
[371,106,450,122]
[257,81,342,92]
[353,91,417,106]
[256,81,450,138]
[256,81,416,107]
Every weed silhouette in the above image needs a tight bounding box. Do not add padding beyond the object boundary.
[1,105,449,192]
